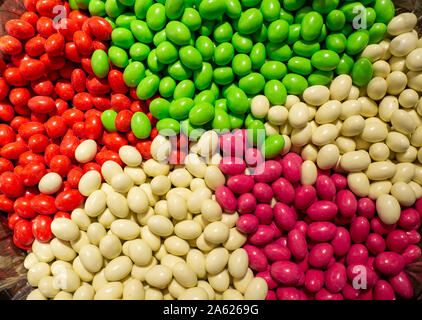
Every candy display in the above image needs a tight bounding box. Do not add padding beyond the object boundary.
[0,0,421,301]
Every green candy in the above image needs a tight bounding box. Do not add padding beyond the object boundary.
[159,77,176,98]
[105,0,125,18]
[294,6,313,24]
[149,98,170,119]
[214,42,234,66]
[179,46,203,70]
[75,0,89,9]
[198,0,226,20]
[123,61,145,87]
[156,118,180,136]
[311,50,340,71]
[119,0,135,6]
[352,58,373,86]
[169,98,194,120]
[279,8,294,24]
[168,60,192,81]
[267,19,289,44]
[369,23,387,44]
[165,0,184,19]
[134,0,153,19]
[181,119,204,139]
[250,43,266,70]
[104,17,116,29]
[247,119,265,146]
[262,134,285,158]
[131,112,151,139]
[174,80,195,99]
[374,0,394,24]
[284,0,305,11]
[245,113,258,128]
[312,0,339,14]
[189,102,214,125]
[232,54,252,76]
[181,8,202,31]
[231,32,253,53]
[156,41,178,64]
[194,62,213,90]
[326,10,345,31]
[215,99,227,111]
[340,2,365,22]
[195,36,215,61]
[266,43,292,62]
[292,40,320,58]
[264,80,287,105]
[260,61,287,80]
[260,0,281,22]
[288,57,313,76]
[286,24,301,45]
[111,28,134,49]
[226,87,249,114]
[101,110,117,132]
[226,0,242,19]
[116,14,136,29]
[129,43,150,61]
[147,49,165,72]
[89,0,106,16]
[153,30,167,46]
[130,20,153,43]
[214,22,233,43]
[325,33,347,53]
[200,19,215,36]
[228,113,244,129]
[346,30,369,55]
[239,73,265,95]
[91,49,109,78]
[238,8,263,34]
[308,70,333,86]
[212,108,231,131]
[365,7,376,29]
[193,90,215,105]
[166,21,191,46]
[136,74,160,99]
[146,3,166,31]
[108,46,128,68]
[213,67,234,85]
[336,53,354,74]
[300,11,323,41]
[282,73,308,95]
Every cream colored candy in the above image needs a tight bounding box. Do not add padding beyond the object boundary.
[140,226,161,251]
[38,276,59,298]
[111,173,133,193]
[315,100,342,124]
[110,219,140,240]
[222,289,243,300]
[407,70,422,92]
[336,137,356,154]
[50,238,76,261]
[389,56,407,72]
[169,168,192,188]
[204,166,225,190]
[94,282,123,300]
[38,172,62,194]
[164,236,189,256]
[392,163,415,183]
[406,48,422,71]
[167,194,187,220]
[399,89,419,108]
[75,139,97,163]
[386,132,410,153]
[250,95,269,118]
[72,256,93,282]
[148,215,173,237]
[340,100,361,120]
[123,278,145,300]
[301,160,317,185]
[387,12,417,36]
[79,244,103,273]
[409,181,422,198]
[205,247,229,275]
[233,268,254,294]
[73,283,95,300]
[196,233,217,252]
[396,146,418,163]
[244,278,268,300]
[27,289,47,300]
[303,85,329,106]
[367,77,387,100]
[127,186,149,214]
[197,130,219,157]
[228,249,248,279]
[101,160,123,184]
[87,222,106,245]
[166,186,192,202]
[178,287,208,300]
[32,240,54,262]
[99,234,122,260]
[361,119,388,143]
[379,39,392,60]
[301,144,318,161]
[373,60,391,78]
[289,102,309,128]
[267,105,288,125]
[340,150,371,172]
[201,199,222,222]
[24,252,39,270]
[358,97,378,117]
[369,181,392,200]
[150,175,171,196]
[119,145,142,166]
[143,159,170,177]
[78,170,101,196]
[70,231,89,253]
[330,75,352,101]
[174,220,202,240]
[145,265,172,289]
[27,262,50,286]
[50,218,79,242]
[376,194,401,224]
[391,109,416,135]
[98,208,116,229]
[341,115,365,137]
[124,167,146,185]
[347,173,370,197]
[386,71,408,95]
[84,190,106,217]
[391,181,416,206]
[360,44,384,62]
[104,256,133,281]
[291,123,312,147]
[184,153,207,178]
[208,269,230,292]
[150,135,171,162]
[186,249,206,279]
[312,124,339,146]
[107,191,129,218]
[316,144,340,170]
[389,31,418,57]
[365,161,397,180]
[221,212,239,228]
[173,262,197,288]
[203,221,229,244]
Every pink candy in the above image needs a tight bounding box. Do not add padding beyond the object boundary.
[227,174,254,194]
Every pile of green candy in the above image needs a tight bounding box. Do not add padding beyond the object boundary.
[75,0,395,142]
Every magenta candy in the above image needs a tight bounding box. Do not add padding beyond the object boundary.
[333,213,355,226]
[236,214,259,234]
[263,243,291,261]
[270,260,301,285]
[227,174,254,194]
[402,244,421,265]
[294,185,317,211]
[243,244,268,272]
[287,229,308,260]
[274,202,297,231]
[254,160,282,183]
[219,156,246,175]
[398,208,420,230]
[346,244,369,265]
[307,222,337,242]
[245,147,263,168]
[365,233,386,255]
[342,283,360,300]
[386,230,409,253]
[215,186,237,213]
[219,132,245,157]
[294,220,308,234]
[406,229,421,244]
[280,154,301,183]
[370,217,396,236]
[331,227,351,256]
[336,189,358,218]
[254,203,273,224]
[309,243,333,268]
[306,200,338,221]
[304,269,324,292]
[276,287,301,300]
[256,270,278,289]
[358,289,373,300]
[249,224,275,246]
[350,216,370,243]
[237,192,256,214]
[315,288,343,300]
[315,175,336,200]
[266,290,277,300]
[357,197,375,219]
[274,236,287,247]
[373,280,395,300]
[414,197,422,216]
[283,152,303,164]
[330,173,347,190]
[374,251,405,276]
[389,271,413,299]
[269,221,282,238]
[252,182,273,203]
[272,177,295,204]
[325,263,347,293]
